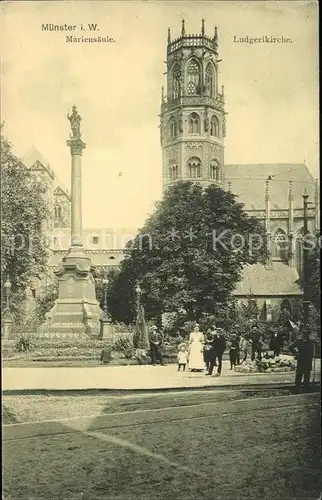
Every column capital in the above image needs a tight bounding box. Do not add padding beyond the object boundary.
[67,138,86,156]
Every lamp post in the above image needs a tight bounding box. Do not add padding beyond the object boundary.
[102,278,109,318]
[135,282,142,316]
[2,278,13,339]
[302,193,311,330]
[134,282,149,353]
[4,278,11,309]
[100,276,112,339]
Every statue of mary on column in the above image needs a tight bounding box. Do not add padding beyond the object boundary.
[67,105,82,139]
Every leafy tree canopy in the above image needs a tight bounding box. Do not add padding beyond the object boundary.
[1,126,51,309]
[110,181,267,322]
[306,231,321,314]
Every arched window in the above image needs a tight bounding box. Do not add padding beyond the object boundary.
[54,206,62,227]
[205,62,215,97]
[169,165,178,180]
[210,115,219,137]
[54,206,62,218]
[169,117,177,138]
[272,228,288,262]
[188,113,200,134]
[187,59,201,95]
[172,63,181,99]
[187,157,201,179]
[209,160,220,181]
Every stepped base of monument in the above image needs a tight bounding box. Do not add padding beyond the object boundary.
[41,299,102,338]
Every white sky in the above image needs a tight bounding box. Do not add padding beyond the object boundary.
[1,1,319,229]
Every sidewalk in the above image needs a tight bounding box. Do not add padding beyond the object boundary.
[2,359,320,391]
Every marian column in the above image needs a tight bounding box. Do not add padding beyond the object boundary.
[41,107,103,338]
[67,106,85,252]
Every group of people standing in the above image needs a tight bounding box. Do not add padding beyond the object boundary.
[148,322,316,391]
[178,324,227,376]
[152,323,281,376]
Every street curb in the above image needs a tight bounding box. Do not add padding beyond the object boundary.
[2,381,321,396]
[3,393,320,442]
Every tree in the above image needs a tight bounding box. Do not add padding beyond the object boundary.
[306,231,321,314]
[295,231,321,341]
[110,181,267,322]
[1,127,50,312]
[133,305,149,350]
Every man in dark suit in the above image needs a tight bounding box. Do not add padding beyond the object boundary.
[290,329,314,393]
[269,329,283,357]
[250,325,261,361]
[206,327,226,376]
[149,326,165,366]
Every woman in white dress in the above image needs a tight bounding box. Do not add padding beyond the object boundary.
[188,324,205,371]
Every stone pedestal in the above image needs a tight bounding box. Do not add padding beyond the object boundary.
[40,107,103,338]
[100,317,114,339]
[2,311,13,339]
[42,250,102,337]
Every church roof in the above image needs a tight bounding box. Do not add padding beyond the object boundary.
[22,146,51,170]
[22,146,71,200]
[223,163,316,210]
[233,262,302,297]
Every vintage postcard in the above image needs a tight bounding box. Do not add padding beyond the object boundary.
[1,1,320,499]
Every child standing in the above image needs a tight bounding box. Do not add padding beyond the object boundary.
[228,334,239,370]
[239,335,250,364]
[177,345,188,371]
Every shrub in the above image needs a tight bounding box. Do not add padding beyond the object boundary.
[15,335,31,352]
[112,322,136,334]
[111,333,135,359]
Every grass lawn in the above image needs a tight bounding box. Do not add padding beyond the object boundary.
[3,394,321,499]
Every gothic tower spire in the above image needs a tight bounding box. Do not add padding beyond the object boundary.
[160,20,226,191]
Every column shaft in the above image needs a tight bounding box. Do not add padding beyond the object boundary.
[71,153,82,247]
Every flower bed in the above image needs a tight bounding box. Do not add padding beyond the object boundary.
[235,355,296,374]
[3,332,179,364]
[30,349,101,360]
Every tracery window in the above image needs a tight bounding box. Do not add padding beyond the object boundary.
[209,160,220,180]
[54,206,62,219]
[169,165,178,180]
[272,228,288,262]
[187,157,201,179]
[187,59,201,95]
[210,115,219,137]
[172,63,181,100]
[169,117,177,138]
[188,113,200,134]
[205,63,215,97]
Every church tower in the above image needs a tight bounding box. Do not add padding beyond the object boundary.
[160,19,226,190]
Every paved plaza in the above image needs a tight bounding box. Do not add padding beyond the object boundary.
[2,359,320,391]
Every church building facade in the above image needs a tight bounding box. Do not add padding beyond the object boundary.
[23,20,319,323]
[159,20,319,321]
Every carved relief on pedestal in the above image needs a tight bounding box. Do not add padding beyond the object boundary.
[65,275,76,298]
